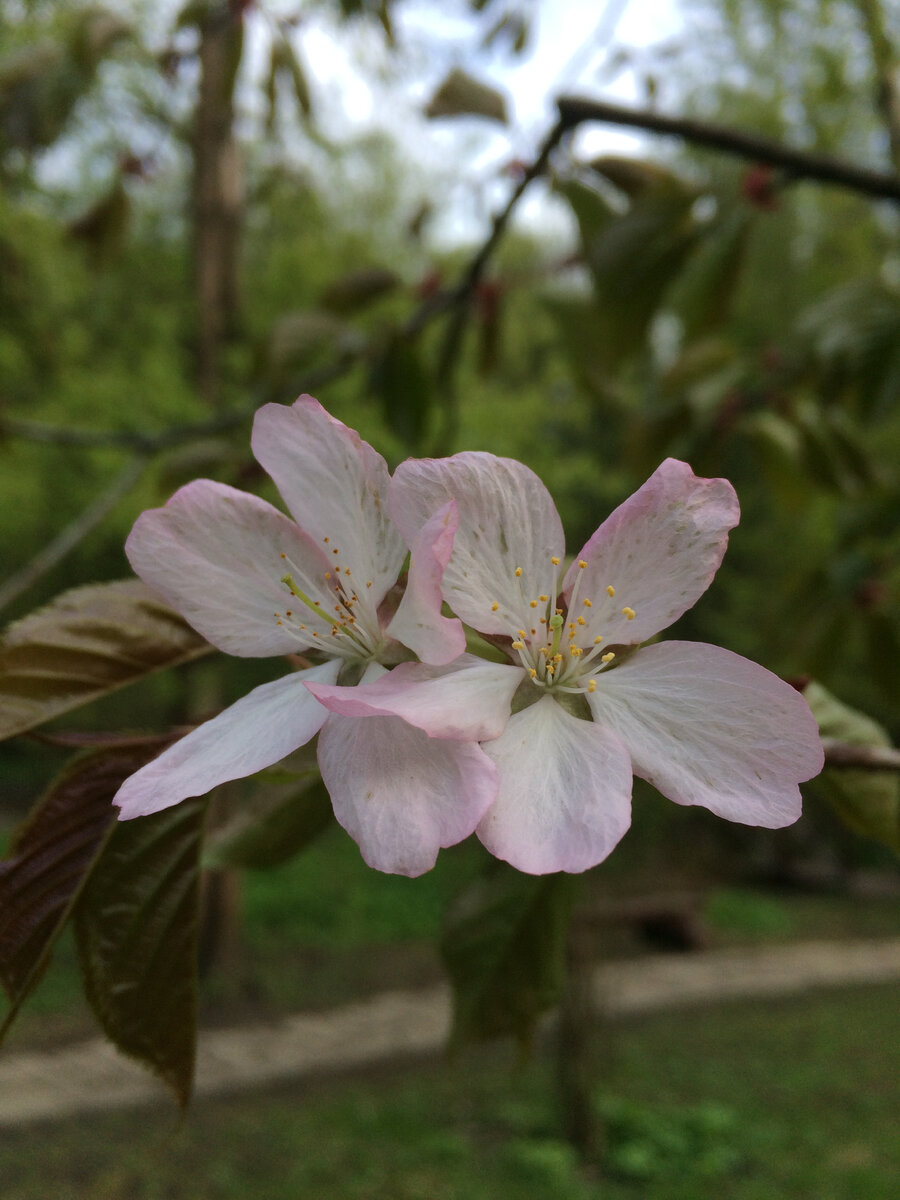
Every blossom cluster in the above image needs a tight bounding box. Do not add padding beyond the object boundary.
[114,397,823,876]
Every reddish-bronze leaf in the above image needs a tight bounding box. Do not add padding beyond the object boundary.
[0,580,212,742]
[74,797,207,1109]
[0,735,177,1031]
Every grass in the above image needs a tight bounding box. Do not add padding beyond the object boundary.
[1,984,897,1199]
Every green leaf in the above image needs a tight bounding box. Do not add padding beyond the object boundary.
[425,68,508,123]
[204,775,334,869]
[440,862,578,1049]
[559,177,699,369]
[0,735,177,1037]
[319,266,399,315]
[370,331,432,450]
[674,207,752,340]
[0,580,212,744]
[586,155,684,201]
[803,681,900,854]
[74,795,207,1109]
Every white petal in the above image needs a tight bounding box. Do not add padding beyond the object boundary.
[251,397,406,609]
[587,641,823,827]
[564,458,740,646]
[390,452,565,635]
[387,500,466,665]
[317,712,498,877]
[114,662,341,818]
[307,655,523,741]
[125,479,335,656]
[478,695,633,874]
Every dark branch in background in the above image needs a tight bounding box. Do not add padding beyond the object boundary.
[556,96,900,203]
[429,116,570,454]
[0,456,148,613]
[821,740,900,772]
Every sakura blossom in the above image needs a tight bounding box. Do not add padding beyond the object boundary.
[308,454,824,875]
[112,397,508,877]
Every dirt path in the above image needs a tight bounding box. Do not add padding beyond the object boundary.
[1,937,898,1127]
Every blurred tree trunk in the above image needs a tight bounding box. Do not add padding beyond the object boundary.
[191,0,245,406]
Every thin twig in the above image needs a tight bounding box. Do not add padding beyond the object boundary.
[822,739,900,772]
[556,95,900,202]
[0,456,148,613]
[431,116,570,453]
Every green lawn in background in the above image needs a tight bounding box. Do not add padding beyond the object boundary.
[1,984,896,1200]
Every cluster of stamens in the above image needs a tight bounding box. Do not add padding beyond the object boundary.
[497,555,637,696]
[272,538,381,661]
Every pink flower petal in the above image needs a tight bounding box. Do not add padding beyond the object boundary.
[390,452,565,635]
[564,459,740,646]
[478,695,633,874]
[125,479,335,656]
[307,655,523,741]
[252,397,406,608]
[114,661,341,819]
[387,500,466,665]
[587,641,823,826]
[316,711,499,877]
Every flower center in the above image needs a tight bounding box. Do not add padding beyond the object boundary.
[273,539,382,661]
[496,555,636,696]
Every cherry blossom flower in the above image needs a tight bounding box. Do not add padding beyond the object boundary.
[113,397,510,877]
[308,454,824,875]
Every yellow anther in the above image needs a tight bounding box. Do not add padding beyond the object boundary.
[280,552,287,559]
[593,635,603,644]
[577,616,586,626]
[553,653,563,663]
[323,537,329,543]
[587,679,597,693]
[366,580,373,588]
[539,594,549,602]
[555,607,563,615]
[622,606,636,620]
[570,646,583,657]
[518,629,527,637]
[531,627,537,636]
[512,640,525,650]
[491,602,499,611]
[578,559,587,569]
[528,667,537,678]
[601,652,615,663]
[551,556,561,566]
[606,585,615,597]
[583,599,592,608]
[276,619,283,625]
[332,548,339,555]
[515,567,523,577]
[530,600,538,608]
[285,610,292,617]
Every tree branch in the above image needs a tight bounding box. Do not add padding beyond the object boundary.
[430,116,570,453]
[822,739,900,772]
[556,96,900,203]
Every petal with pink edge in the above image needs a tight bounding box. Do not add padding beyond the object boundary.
[478,695,633,875]
[564,458,740,647]
[390,452,565,636]
[251,397,406,609]
[114,661,341,819]
[317,711,498,877]
[307,655,523,741]
[387,500,466,665]
[125,479,335,656]
[586,641,823,827]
